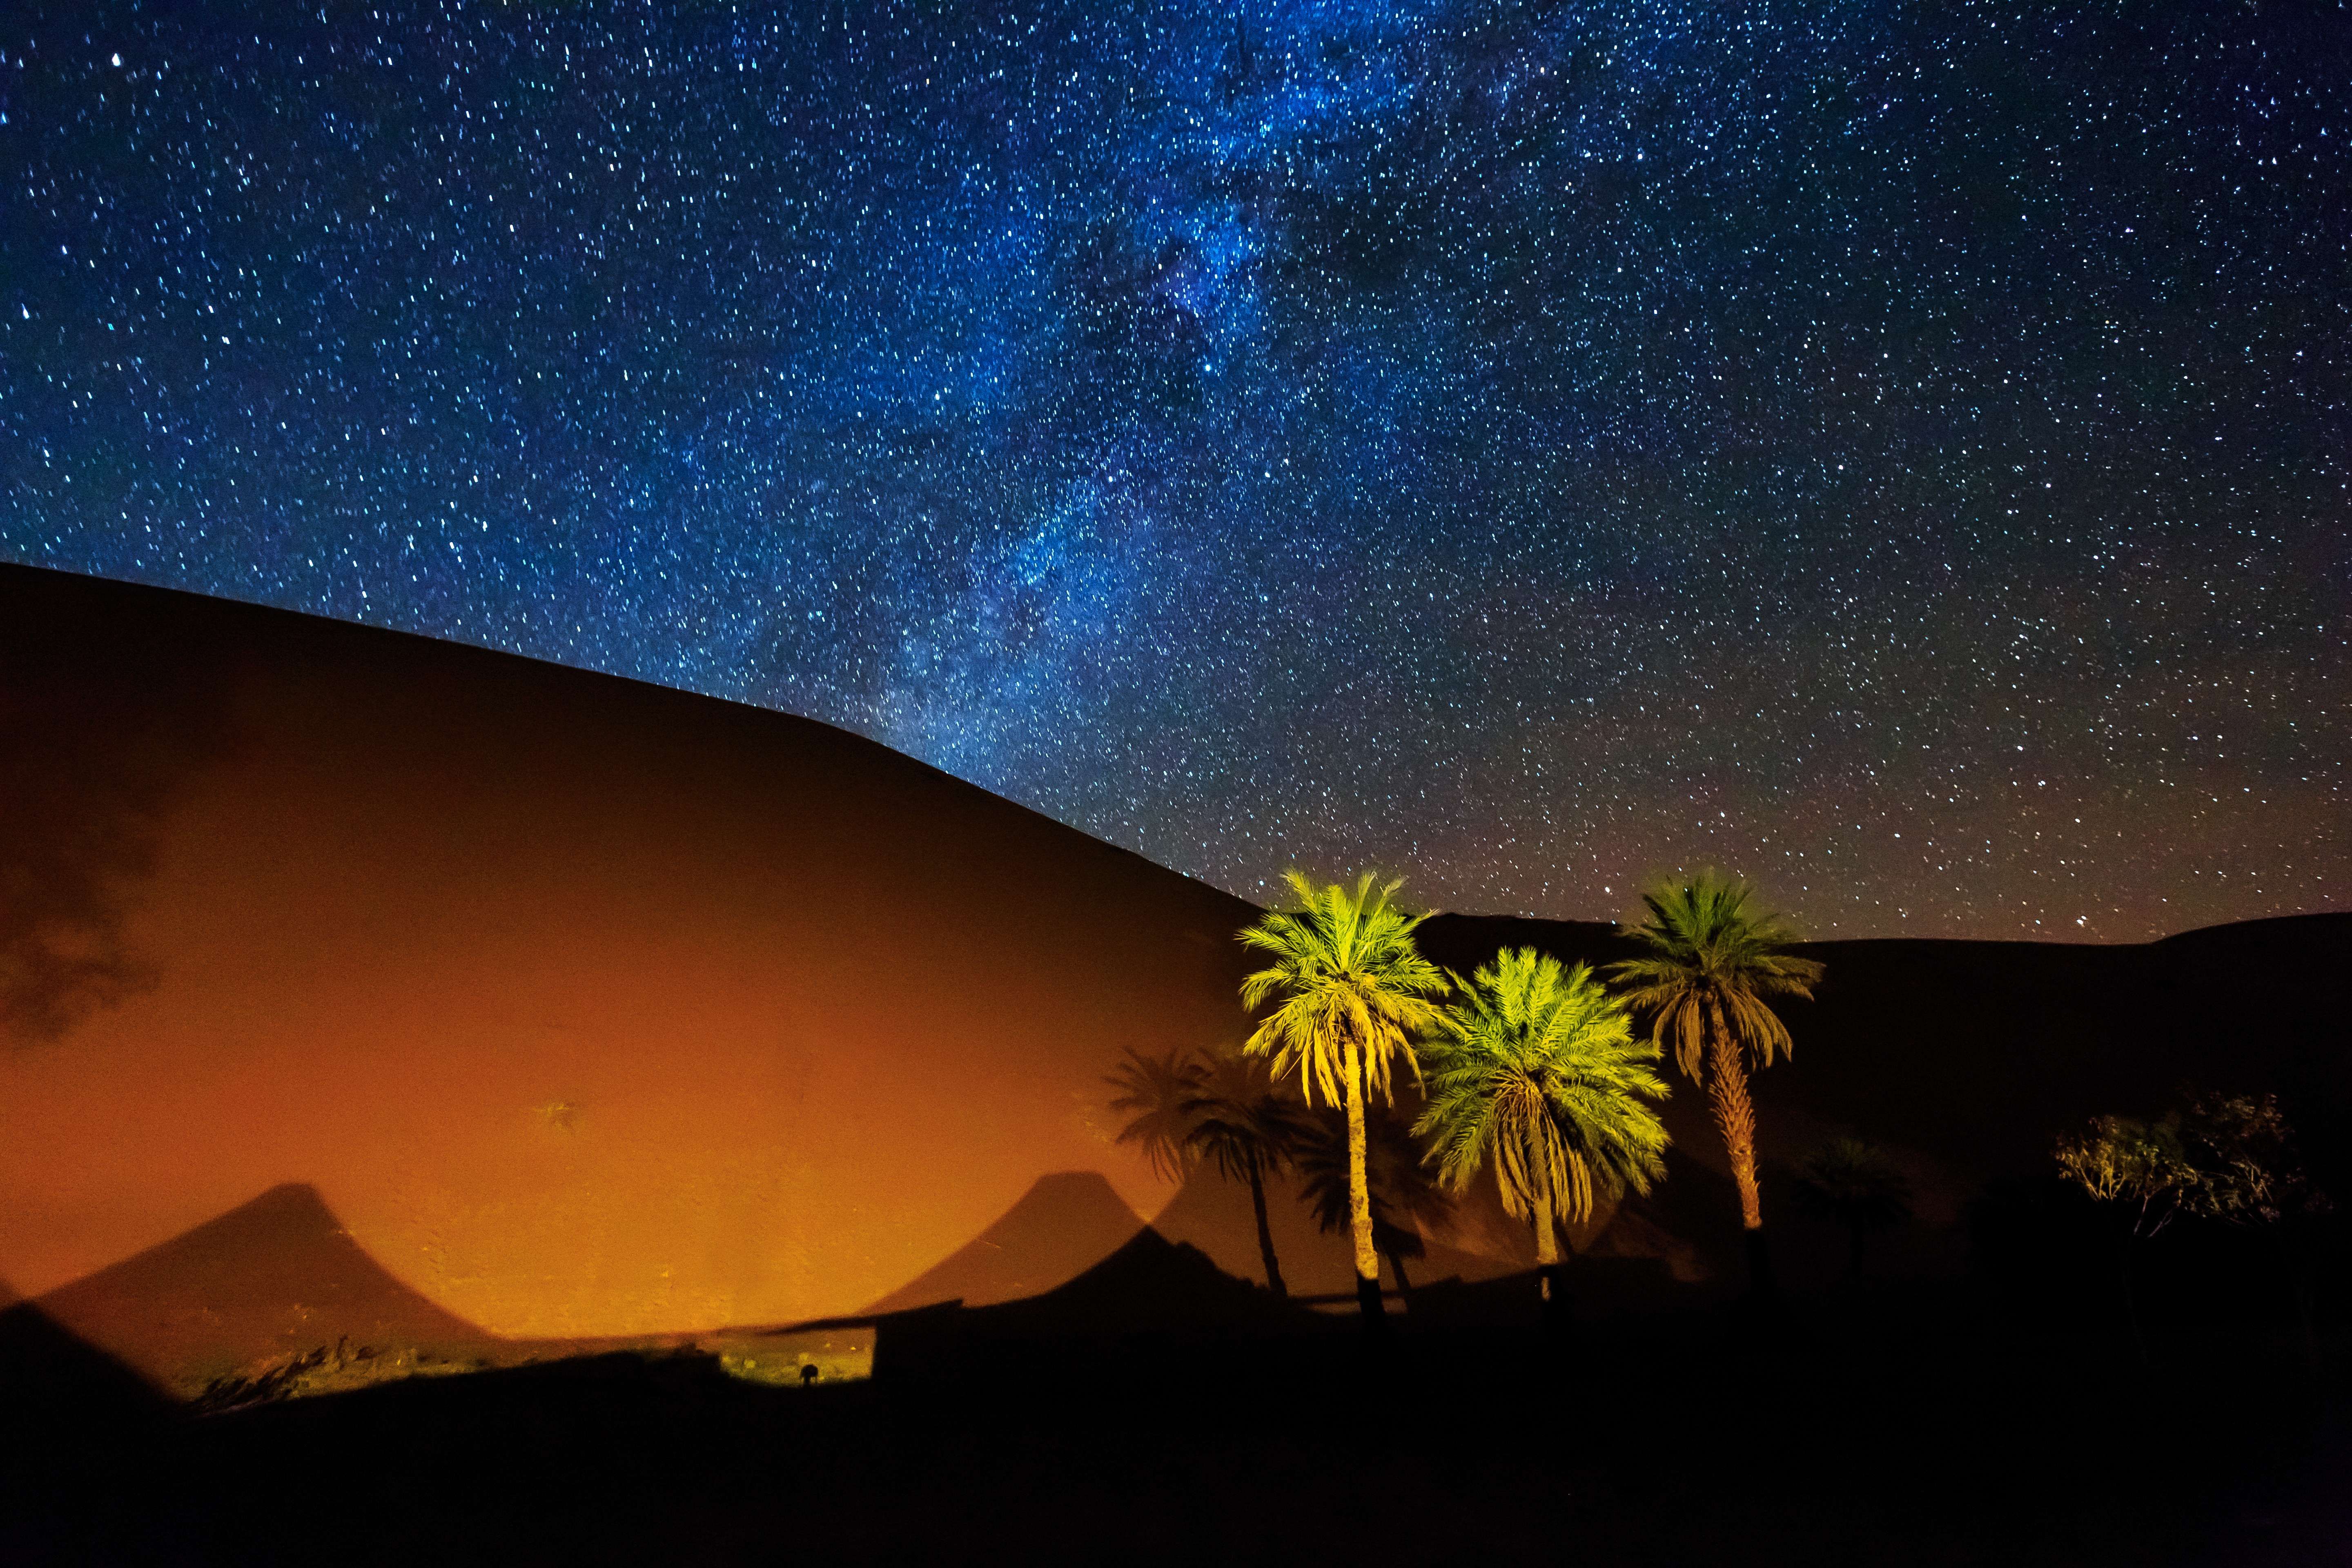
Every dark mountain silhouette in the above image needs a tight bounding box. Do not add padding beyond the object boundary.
[865,1171,1152,1313]
[959,1225,1307,1336]
[0,1280,169,1439]
[29,1183,496,1392]
[867,1216,1320,1379]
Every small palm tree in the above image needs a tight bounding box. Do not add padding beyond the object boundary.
[1608,873,1823,1294]
[1105,1046,1208,1184]
[1417,947,1670,1315]
[1792,1137,1914,1279]
[1239,871,1448,1324]
[1295,1107,1446,1295]
[1180,1051,1309,1298]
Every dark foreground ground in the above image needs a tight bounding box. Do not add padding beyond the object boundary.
[5,1280,2348,1568]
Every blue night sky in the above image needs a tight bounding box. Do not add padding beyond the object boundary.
[4,0,2346,938]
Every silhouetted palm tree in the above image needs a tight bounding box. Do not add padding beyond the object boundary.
[1417,947,1670,1316]
[1105,1046,1208,1184]
[1295,1107,1445,1295]
[1240,871,1448,1324]
[1792,1136,1914,1278]
[1181,1051,1309,1298]
[1608,873,1822,1296]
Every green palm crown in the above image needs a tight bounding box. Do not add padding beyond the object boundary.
[1237,870,1448,1109]
[1607,874,1824,1080]
[1417,947,1671,1228]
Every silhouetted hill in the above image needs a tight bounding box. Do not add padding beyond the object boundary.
[867,1222,1318,1379]
[29,1183,496,1392]
[962,1226,1307,1340]
[865,1172,1150,1313]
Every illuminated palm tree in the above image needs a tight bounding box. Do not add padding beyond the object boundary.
[1295,1107,1447,1295]
[1416,947,1670,1316]
[1105,1046,1207,1184]
[1180,1050,1309,1297]
[1607,873,1822,1295]
[1239,871,1448,1324]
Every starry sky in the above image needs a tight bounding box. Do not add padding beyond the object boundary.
[4,0,2346,940]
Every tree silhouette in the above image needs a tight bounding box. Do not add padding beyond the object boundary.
[2056,1113,2194,1363]
[1416,947,1670,1317]
[1239,871,1447,1325]
[1180,1050,1309,1298]
[1608,873,1822,1296]
[1105,1046,1208,1184]
[2176,1091,2332,1365]
[1791,1137,1913,1279]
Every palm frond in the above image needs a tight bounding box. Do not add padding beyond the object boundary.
[1415,947,1672,1238]
[1104,1045,1208,1183]
[1235,870,1448,1110]
[1604,871,1821,1080]
[1180,1049,1307,1185]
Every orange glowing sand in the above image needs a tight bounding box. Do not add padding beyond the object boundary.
[0,564,1282,1353]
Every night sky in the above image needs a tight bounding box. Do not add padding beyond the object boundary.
[4,1,2345,940]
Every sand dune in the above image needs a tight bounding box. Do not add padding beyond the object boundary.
[0,564,1257,1343]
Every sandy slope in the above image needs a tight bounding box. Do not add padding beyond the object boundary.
[0,564,1256,1341]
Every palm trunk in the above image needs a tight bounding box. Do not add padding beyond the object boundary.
[1532,1185,1568,1328]
[1245,1152,1287,1299]
[1343,1040,1385,1325]
[1705,1004,1764,1231]
[1703,1000,1777,1303]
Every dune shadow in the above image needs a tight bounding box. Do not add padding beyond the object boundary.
[28,1182,501,1400]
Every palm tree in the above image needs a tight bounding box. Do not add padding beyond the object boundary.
[1180,1050,1309,1298]
[1416,947,1670,1318]
[1608,873,1822,1295]
[1239,871,1448,1324]
[1295,1107,1447,1296]
[1105,1045,1208,1184]
[1792,1137,1914,1279]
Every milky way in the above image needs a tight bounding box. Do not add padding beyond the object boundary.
[5,1,2346,938]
